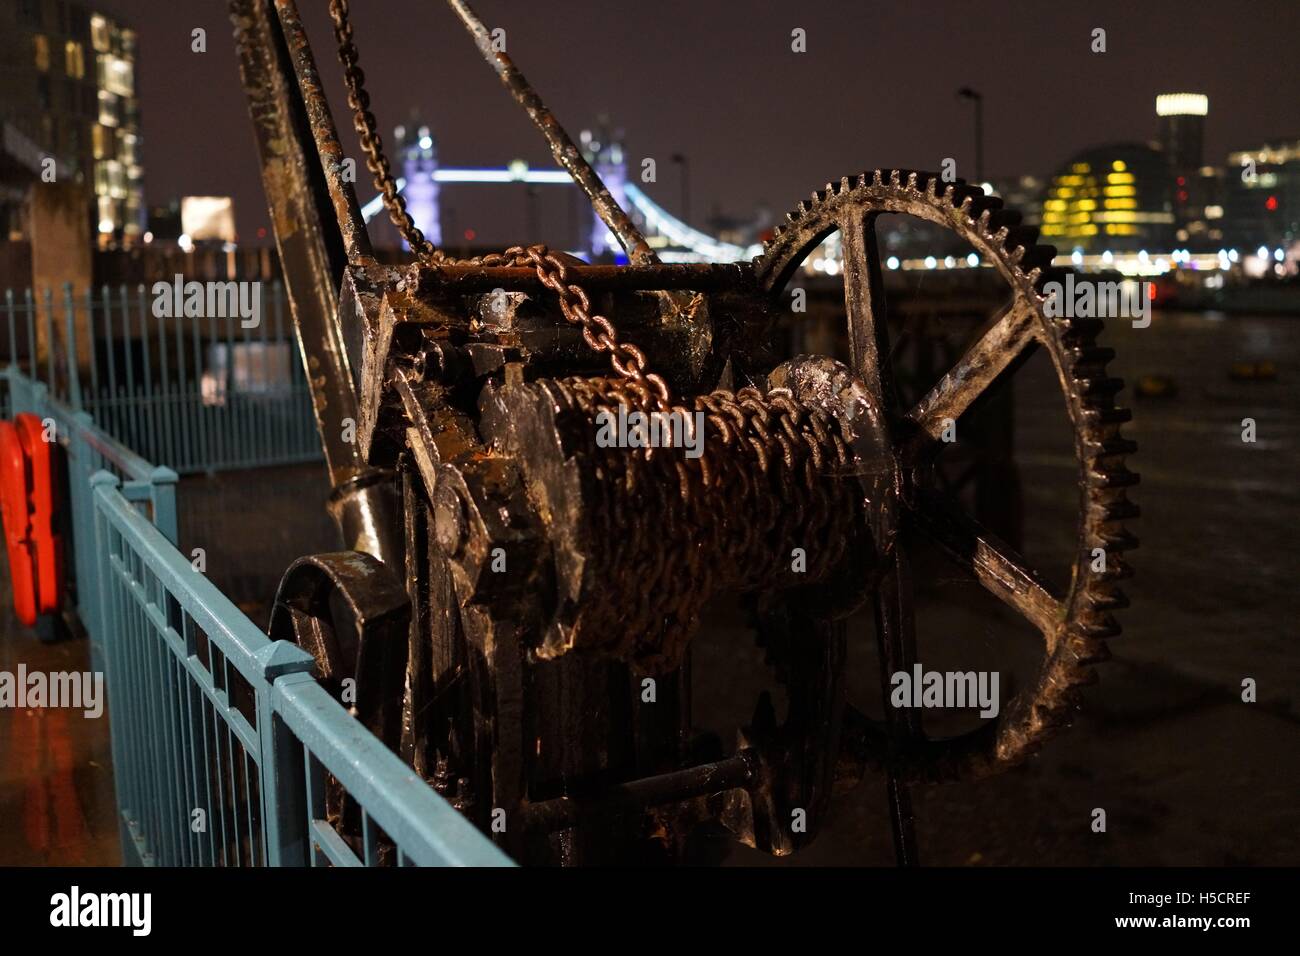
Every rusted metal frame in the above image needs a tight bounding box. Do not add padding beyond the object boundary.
[838,208,921,866]
[273,0,374,264]
[904,298,1040,449]
[445,0,658,265]
[231,0,401,565]
[414,262,753,295]
[910,488,1064,640]
[518,750,757,834]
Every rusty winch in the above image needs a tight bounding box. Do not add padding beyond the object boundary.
[234,0,1137,865]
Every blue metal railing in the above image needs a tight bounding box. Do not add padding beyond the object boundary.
[2,366,511,866]
[92,473,509,866]
[4,282,321,473]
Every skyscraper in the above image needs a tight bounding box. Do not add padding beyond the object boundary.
[0,0,144,245]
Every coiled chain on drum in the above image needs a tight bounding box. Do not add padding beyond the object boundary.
[329,0,863,669]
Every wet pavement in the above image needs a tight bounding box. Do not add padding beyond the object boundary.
[0,309,1295,866]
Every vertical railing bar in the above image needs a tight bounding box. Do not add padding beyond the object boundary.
[6,288,18,370]
[136,285,155,464]
[84,287,99,411]
[24,288,36,379]
[101,287,117,436]
[118,287,135,450]
[42,287,56,391]
[208,696,232,866]
[361,808,379,866]
[304,752,327,867]
[257,282,271,464]
[63,284,82,411]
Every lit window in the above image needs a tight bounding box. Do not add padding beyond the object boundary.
[91,15,110,52]
[65,41,85,79]
[34,34,50,72]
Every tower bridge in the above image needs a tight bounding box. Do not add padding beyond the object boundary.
[359,124,762,263]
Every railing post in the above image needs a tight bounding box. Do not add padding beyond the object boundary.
[148,466,179,545]
[89,469,135,862]
[73,411,100,646]
[256,652,315,866]
[63,283,83,411]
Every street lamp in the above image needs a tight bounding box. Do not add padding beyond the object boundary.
[957,87,984,183]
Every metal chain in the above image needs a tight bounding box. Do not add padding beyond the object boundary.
[327,0,671,408]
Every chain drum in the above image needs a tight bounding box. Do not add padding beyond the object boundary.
[474,356,893,674]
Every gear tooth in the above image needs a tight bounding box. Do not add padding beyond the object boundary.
[1094,528,1140,552]
[1083,405,1133,426]
[1069,345,1118,366]
[840,175,852,192]
[1094,555,1135,582]
[1087,435,1138,457]
[1077,375,1126,398]
[1100,499,1140,522]
[888,169,902,186]
[1087,587,1130,612]
[1090,465,1140,489]
[871,169,885,186]
[1036,266,1070,293]
[906,170,920,189]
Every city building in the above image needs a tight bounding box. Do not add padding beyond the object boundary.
[0,0,144,246]
[1222,139,1300,252]
[1039,143,1175,253]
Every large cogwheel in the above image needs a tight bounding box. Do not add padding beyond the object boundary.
[753,169,1138,782]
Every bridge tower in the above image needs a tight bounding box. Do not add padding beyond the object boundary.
[396,123,442,248]
[581,124,630,260]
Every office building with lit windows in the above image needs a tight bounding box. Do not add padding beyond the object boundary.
[1222,140,1300,252]
[1039,144,1175,253]
[0,0,144,245]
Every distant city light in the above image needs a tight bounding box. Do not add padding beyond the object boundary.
[943,256,956,268]
[1275,249,1286,262]
[886,256,900,270]
[1155,93,1208,117]
[924,256,937,269]
[966,252,979,267]
[178,233,193,252]
[1257,246,1269,259]
[98,219,114,234]
[142,231,153,244]
[419,136,433,150]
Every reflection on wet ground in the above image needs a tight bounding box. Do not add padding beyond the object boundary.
[0,311,1295,865]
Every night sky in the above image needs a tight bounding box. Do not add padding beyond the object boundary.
[99,0,1300,247]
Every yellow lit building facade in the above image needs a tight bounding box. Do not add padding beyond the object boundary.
[1040,144,1175,253]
